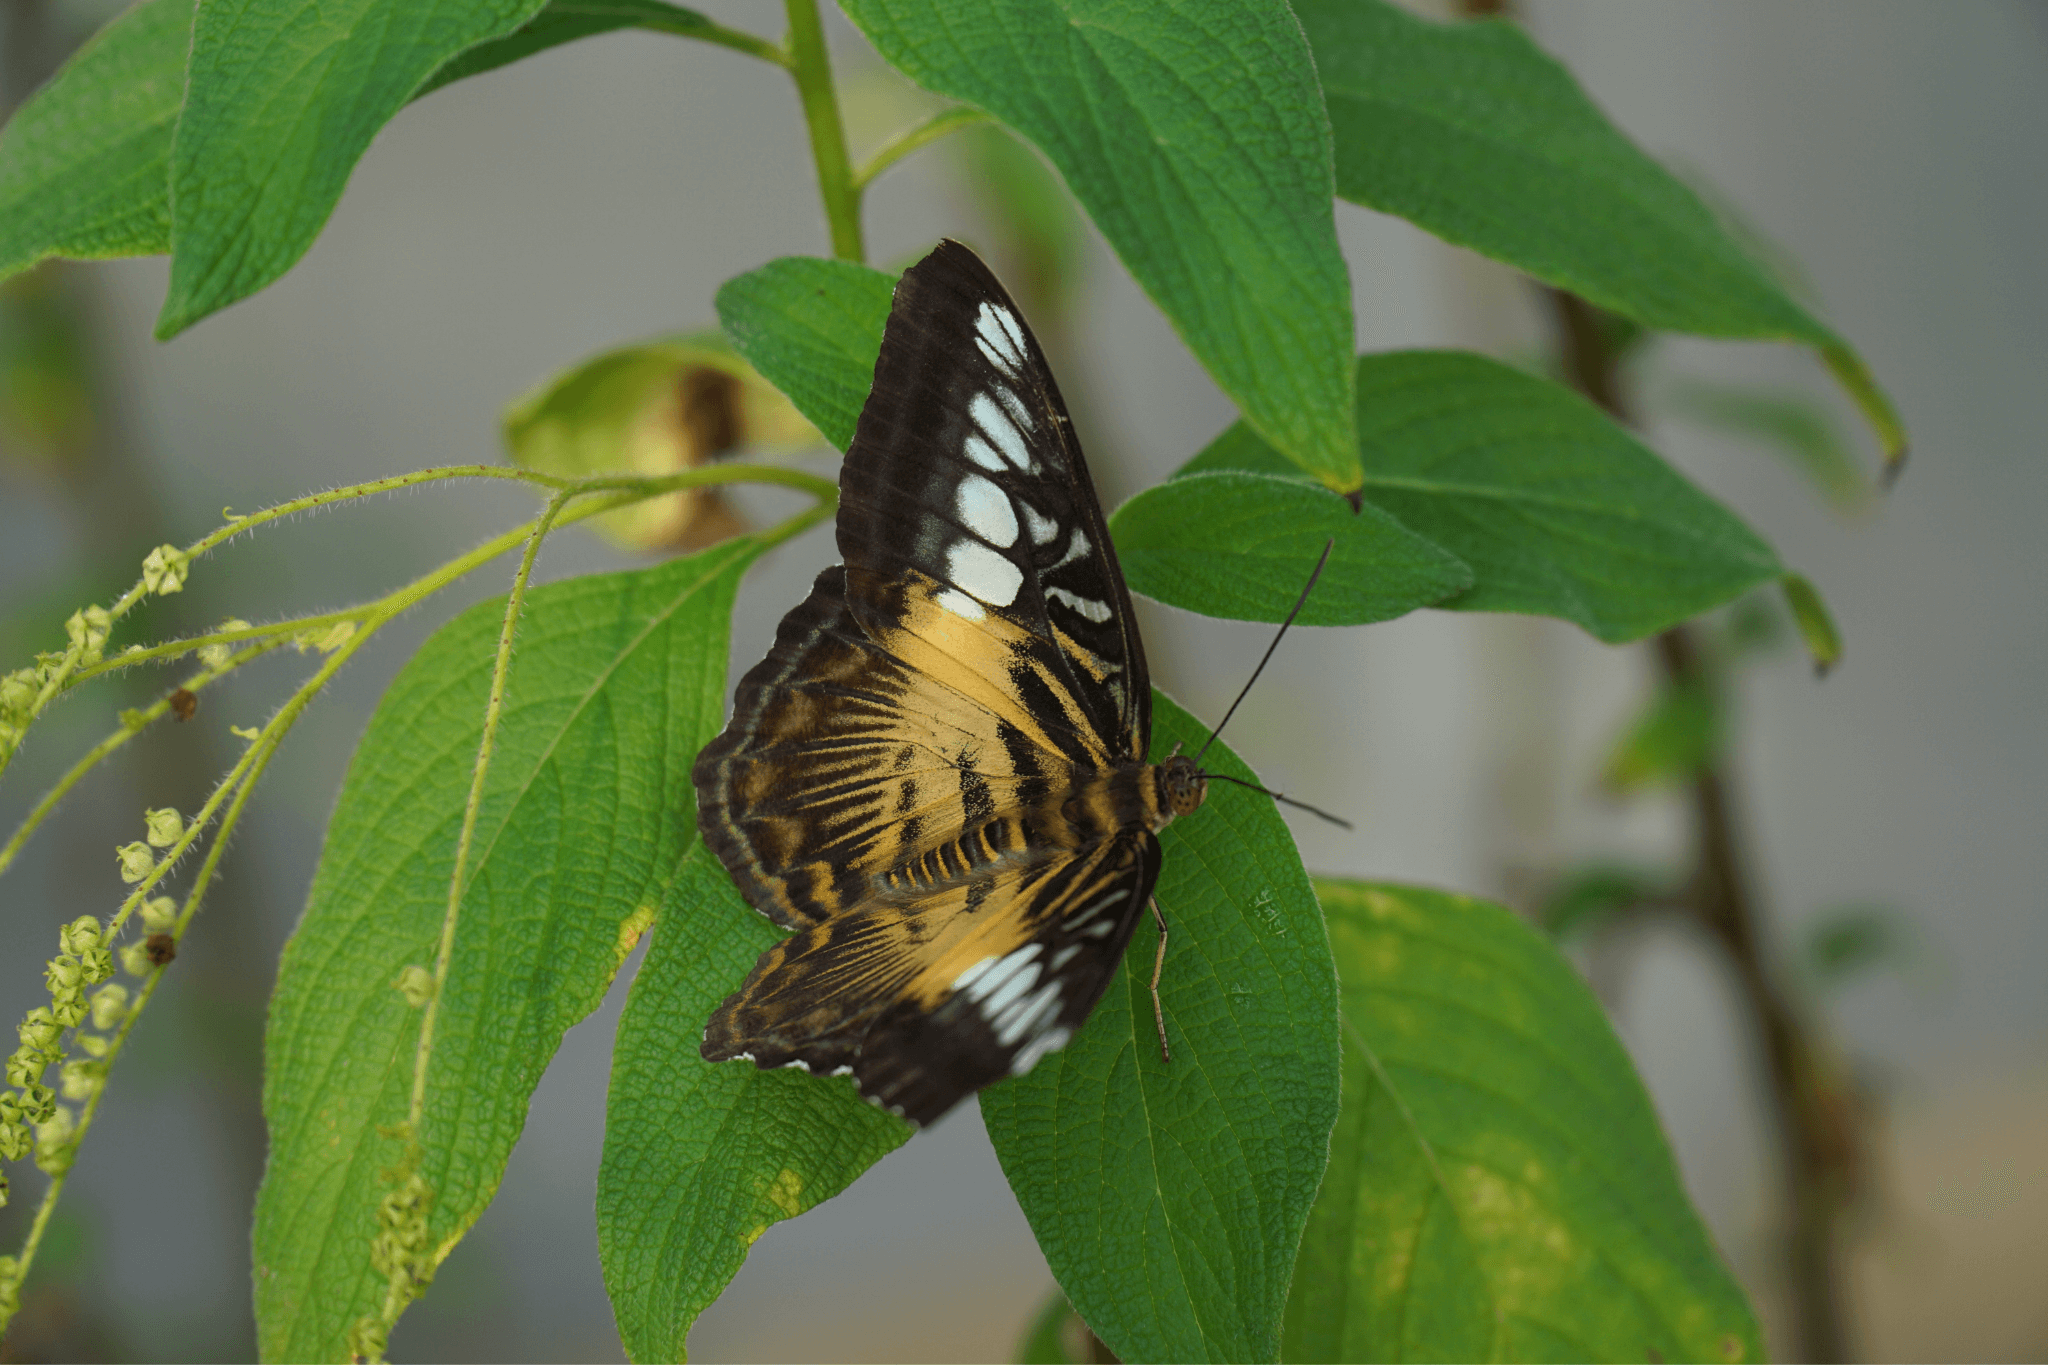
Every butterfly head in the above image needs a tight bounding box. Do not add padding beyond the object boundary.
[1154,754,1209,823]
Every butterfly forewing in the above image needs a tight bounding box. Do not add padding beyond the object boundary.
[694,240,1171,1125]
[836,239,1149,756]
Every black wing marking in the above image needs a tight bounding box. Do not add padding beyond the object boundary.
[835,239,1150,760]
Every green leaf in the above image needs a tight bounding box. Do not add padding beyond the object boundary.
[1287,881,1762,1363]
[1185,352,1786,643]
[1602,680,1720,794]
[981,692,1339,1364]
[842,0,1360,490]
[159,0,550,338]
[1662,379,1870,510]
[502,332,818,551]
[715,256,897,451]
[415,0,725,98]
[1294,0,1903,468]
[0,0,189,282]
[596,846,909,1363]
[1108,471,1472,626]
[1780,572,1841,675]
[254,539,763,1360]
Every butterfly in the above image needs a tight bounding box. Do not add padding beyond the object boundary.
[695,240,1220,1126]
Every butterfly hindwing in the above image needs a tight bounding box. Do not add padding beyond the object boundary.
[702,831,1161,1126]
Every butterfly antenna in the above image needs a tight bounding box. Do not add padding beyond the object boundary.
[1201,773,1353,830]
[1191,538,1334,768]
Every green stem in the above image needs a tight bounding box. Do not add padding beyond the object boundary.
[784,0,864,262]
[853,106,992,190]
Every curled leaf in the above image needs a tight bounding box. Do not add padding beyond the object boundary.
[503,334,821,552]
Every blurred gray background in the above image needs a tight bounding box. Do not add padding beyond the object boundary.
[0,0,2043,1360]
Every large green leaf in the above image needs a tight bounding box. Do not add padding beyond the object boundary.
[1293,0,1903,468]
[1288,881,1761,1363]
[715,255,897,451]
[1184,352,1785,643]
[842,0,1361,490]
[981,693,1339,1364]
[1108,471,1472,626]
[0,0,725,296]
[159,0,551,336]
[254,540,760,1360]
[0,0,189,280]
[596,847,909,1363]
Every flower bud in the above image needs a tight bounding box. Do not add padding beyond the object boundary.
[79,948,114,985]
[140,896,178,932]
[395,965,435,1009]
[49,995,86,1028]
[0,1121,28,1163]
[75,1033,109,1058]
[141,544,191,595]
[0,668,34,719]
[65,605,112,663]
[5,1049,43,1088]
[18,1008,61,1053]
[59,916,101,957]
[35,1105,76,1174]
[17,1081,55,1124]
[59,1059,102,1102]
[144,806,184,848]
[116,841,156,883]
[90,985,129,1031]
[44,956,84,994]
[199,620,251,669]
[122,941,154,977]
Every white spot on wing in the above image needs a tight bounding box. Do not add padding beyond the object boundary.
[970,392,1032,471]
[996,980,1064,1045]
[1051,945,1082,970]
[1019,501,1059,545]
[997,384,1035,432]
[976,303,1025,374]
[955,474,1018,547]
[963,434,1007,473]
[952,956,998,991]
[945,539,1022,608]
[1047,587,1113,623]
[1052,527,1091,570]
[1011,1025,1072,1076]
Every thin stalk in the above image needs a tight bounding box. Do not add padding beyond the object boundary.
[1546,285,1857,1362]
[0,637,289,880]
[853,107,992,190]
[784,0,864,262]
[6,623,361,1309]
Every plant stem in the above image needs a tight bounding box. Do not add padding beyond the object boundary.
[853,106,991,190]
[784,0,865,262]
[634,10,789,67]
[1546,286,1857,1362]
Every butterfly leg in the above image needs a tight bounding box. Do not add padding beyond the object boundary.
[1149,896,1171,1065]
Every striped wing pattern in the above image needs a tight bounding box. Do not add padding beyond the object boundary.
[694,241,1162,1125]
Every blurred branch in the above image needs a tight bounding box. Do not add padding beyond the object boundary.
[1545,285,1862,1363]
